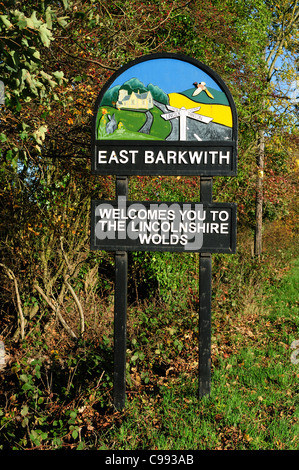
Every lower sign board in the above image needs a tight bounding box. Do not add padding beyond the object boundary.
[91,199,237,253]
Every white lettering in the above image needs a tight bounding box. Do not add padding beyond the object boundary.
[119,149,128,164]
[161,221,171,232]
[129,150,138,164]
[220,223,229,234]
[128,208,137,219]
[210,223,219,233]
[98,150,107,163]
[94,201,231,251]
[105,454,139,467]
[138,233,151,244]
[179,209,188,219]
[167,150,177,163]
[155,151,166,164]
[186,210,196,221]
[178,151,188,164]
[219,210,229,221]
[98,148,232,167]
[209,150,218,164]
[138,233,185,245]
[145,150,154,164]
[219,151,230,164]
[98,149,139,165]
[188,151,201,164]
[109,150,118,163]
[138,209,147,220]
[96,207,112,218]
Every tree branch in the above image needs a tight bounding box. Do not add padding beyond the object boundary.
[65,280,85,336]
[57,44,117,71]
[0,264,25,340]
[34,283,78,339]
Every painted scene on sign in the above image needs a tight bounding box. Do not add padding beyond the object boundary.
[96,58,233,142]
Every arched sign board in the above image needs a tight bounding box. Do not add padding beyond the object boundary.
[91,53,238,176]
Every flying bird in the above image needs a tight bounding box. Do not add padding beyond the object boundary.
[192,82,214,99]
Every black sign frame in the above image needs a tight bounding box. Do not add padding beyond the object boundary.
[90,53,239,409]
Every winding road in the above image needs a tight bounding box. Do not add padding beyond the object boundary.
[138,110,153,134]
[138,100,179,140]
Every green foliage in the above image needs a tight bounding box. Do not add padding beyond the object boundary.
[148,252,198,303]
[0,337,114,449]
[0,3,67,165]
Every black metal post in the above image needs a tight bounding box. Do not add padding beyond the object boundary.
[199,177,212,398]
[113,176,128,410]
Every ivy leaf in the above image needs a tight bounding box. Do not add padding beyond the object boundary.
[0,15,13,28]
[45,7,53,29]
[33,125,48,145]
[57,16,68,27]
[9,50,20,68]
[39,24,52,47]
[52,71,65,84]
[21,405,29,416]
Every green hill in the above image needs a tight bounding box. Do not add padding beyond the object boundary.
[100,78,168,107]
[100,85,120,106]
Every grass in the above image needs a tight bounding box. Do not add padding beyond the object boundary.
[92,256,299,451]
[148,106,171,138]
[97,356,297,450]
[96,105,171,140]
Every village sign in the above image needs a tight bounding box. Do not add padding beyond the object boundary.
[90,53,238,409]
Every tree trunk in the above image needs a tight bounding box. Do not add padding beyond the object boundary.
[254,129,265,257]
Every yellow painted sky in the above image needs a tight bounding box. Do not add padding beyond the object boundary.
[168,93,233,128]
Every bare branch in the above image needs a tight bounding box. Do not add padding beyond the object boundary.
[0,264,25,340]
[57,44,117,71]
[65,280,85,336]
[34,283,78,339]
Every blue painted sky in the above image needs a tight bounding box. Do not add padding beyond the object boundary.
[108,58,222,94]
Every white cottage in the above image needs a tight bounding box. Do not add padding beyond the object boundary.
[116,89,154,110]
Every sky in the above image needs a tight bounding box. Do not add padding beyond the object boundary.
[108,58,222,94]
